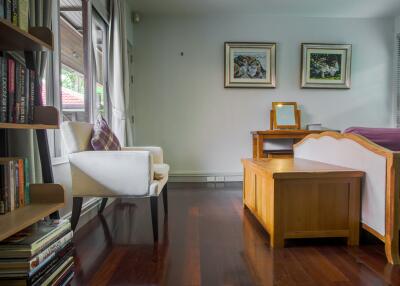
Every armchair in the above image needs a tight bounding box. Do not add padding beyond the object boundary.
[60,121,169,242]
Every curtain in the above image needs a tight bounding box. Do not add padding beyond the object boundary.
[108,0,133,146]
[9,0,52,183]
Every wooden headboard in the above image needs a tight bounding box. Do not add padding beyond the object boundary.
[293,131,400,265]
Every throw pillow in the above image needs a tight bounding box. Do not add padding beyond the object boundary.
[91,116,121,151]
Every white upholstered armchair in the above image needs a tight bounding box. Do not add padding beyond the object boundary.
[60,121,169,242]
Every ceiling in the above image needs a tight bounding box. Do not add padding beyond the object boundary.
[128,0,400,18]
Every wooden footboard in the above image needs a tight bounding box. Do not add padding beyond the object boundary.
[294,132,400,264]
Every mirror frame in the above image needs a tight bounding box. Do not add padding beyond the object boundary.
[272,102,300,130]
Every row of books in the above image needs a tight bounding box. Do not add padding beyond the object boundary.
[0,0,29,31]
[0,219,74,286]
[0,55,37,124]
[0,158,30,215]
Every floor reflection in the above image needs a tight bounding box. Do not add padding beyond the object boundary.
[71,184,400,286]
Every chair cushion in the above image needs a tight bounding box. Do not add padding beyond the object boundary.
[91,115,121,151]
[61,121,94,153]
[154,164,170,180]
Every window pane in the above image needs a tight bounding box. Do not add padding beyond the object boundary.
[60,15,88,122]
[92,11,109,121]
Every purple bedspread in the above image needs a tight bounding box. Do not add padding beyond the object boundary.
[344,127,400,151]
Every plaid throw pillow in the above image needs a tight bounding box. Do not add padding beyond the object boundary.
[91,116,121,151]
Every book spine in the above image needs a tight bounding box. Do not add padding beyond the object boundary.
[31,222,72,255]
[29,234,73,272]
[17,159,24,207]
[0,0,4,20]
[5,0,11,21]
[7,58,15,123]
[17,0,27,31]
[24,69,29,123]
[11,0,17,25]
[0,57,7,123]
[28,70,34,123]
[5,162,10,213]
[14,62,22,123]
[18,66,25,123]
[14,159,18,209]
[0,165,4,214]
[8,161,14,211]
[24,158,29,204]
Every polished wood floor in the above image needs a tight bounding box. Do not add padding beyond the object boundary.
[71,183,400,286]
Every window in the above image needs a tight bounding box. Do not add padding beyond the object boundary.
[91,10,110,121]
[49,0,110,157]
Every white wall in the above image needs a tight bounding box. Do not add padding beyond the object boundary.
[133,14,395,176]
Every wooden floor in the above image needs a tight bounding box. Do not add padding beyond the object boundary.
[71,183,400,286]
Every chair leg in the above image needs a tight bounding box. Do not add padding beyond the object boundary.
[71,197,83,231]
[162,184,168,215]
[98,198,108,214]
[150,196,158,242]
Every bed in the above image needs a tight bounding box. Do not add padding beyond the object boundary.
[293,131,400,264]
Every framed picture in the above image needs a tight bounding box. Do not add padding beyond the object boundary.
[224,42,276,88]
[301,43,352,89]
[271,102,301,130]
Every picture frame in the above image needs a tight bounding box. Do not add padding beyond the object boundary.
[224,42,276,88]
[301,43,352,89]
[271,102,301,130]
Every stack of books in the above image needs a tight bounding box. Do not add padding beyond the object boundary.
[0,55,37,124]
[0,0,29,31]
[0,219,74,286]
[0,158,30,215]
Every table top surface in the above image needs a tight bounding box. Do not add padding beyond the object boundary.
[251,130,332,135]
[242,158,364,179]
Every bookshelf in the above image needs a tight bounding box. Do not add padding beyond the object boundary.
[0,106,59,129]
[0,18,65,242]
[0,184,65,241]
[0,19,53,51]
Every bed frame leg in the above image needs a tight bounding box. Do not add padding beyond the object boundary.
[385,154,400,265]
[385,235,399,265]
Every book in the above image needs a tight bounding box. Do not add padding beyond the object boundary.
[0,56,7,122]
[17,0,27,31]
[0,252,74,286]
[34,257,74,286]
[0,220,71,258]
[0,0,4,19]
[5,0,11,21]
[14,61,24,123]
[28,70,34,123]
[23,158,29,204]
[0,165,4,214]
[23,69,29,124]
[0,242,73,275]
[9,160,15,211]
[10,0,17,25]
[17,159,23,207]
[7,58,15,123]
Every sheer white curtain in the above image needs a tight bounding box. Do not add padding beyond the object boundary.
[108,0,133,146]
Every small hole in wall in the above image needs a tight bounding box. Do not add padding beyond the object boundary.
[180,52,184,56]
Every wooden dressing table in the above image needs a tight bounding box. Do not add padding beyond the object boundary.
[251,130,326,159]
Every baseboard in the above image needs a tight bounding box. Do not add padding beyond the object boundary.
[169,172,243,183]
[62,198,108,231]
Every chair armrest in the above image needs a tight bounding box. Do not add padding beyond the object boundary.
[121,146,164,164]
[69,151,153,197]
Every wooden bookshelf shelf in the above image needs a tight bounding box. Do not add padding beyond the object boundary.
[0,123,58,129]
[0,106,59,129]
[0,184,65,241]
[0,19,53,51]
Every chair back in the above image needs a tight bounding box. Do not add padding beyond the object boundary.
[61,121,94,154]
